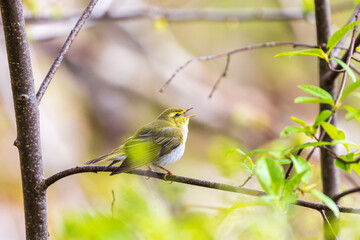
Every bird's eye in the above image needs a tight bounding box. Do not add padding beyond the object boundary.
[175,113,181,117]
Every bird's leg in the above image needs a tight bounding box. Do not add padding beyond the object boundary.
[158,166,173,181]
[144,166,153,180]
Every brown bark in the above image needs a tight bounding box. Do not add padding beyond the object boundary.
[314,0,340,239]
[0,0,48,239]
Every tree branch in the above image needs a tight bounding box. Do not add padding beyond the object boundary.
[322,31,360,85]
[314,0,340,238]
[23,4,357,25]
[159,41,318,93]
[332,187,360,202]
[36,0,99,104]
[0,0,48,238]
[208,54,230,98]
[42,165,360,214]
[334,8,360,107]
[26,7,311,24]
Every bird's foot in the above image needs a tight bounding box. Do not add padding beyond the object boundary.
[144,166,153,180]
[158,166,173,182]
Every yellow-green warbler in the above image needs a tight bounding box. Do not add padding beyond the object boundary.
[85,108,195,176]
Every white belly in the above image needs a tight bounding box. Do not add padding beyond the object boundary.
[153,143,185,167]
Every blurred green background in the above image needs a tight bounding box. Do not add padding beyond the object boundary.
[1,0,360,239]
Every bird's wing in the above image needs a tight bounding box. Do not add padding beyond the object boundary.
[110,127,183,175]
[84,137,131,165]
[153,127,182,157]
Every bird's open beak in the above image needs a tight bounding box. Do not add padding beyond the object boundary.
[185,107,196,118]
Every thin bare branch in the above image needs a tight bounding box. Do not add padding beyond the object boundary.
[334,8,360,107]
[41,165,360,214]
[332,187,360,202]
[26,7,310,24]
[208,54,230,98]
[22,3,357,25]
[160,41,318,93]
[36,0,99,104]
[327,60,345,73]
[285,149,304,179]
[322,30,360,84]
[238,173,255,187]
[320,210,339,240]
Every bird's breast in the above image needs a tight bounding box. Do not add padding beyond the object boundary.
[153,143,185,167]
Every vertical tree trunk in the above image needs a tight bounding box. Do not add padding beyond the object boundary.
[0,0,48,239]
[314,0,340,239]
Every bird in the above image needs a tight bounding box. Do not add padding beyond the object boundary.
[85,108,195,176]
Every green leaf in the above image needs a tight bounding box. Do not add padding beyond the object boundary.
[298,85,333,100]
[327,19,360,55]
[245,149,283,159]
[334,153,354,173]
[255,157,284,196]
[274,49,328,60]
[340,81,360,97]
[343,105,360,122]
[295,96,334,105]
[238,162,255,173]
[284,141,332,154]
[228,148,255,172]
[234,148,247,155]
[320,122,346,140]
[303,125,316,137]
[314,110,332,127]
[346,111,360,122]
[291,116,306,126]
[277,159,292,165]
[351,163,360,178]
[310,189,340,218]
[331,139,360,149]
[335,159,351,173]
[280,126,304,137]
[330,58,356,82]
[290,154,312,184]
[283,174,302,198]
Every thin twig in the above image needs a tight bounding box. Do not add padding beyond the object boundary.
[334,8,360,107]
[332,187,360,202]
[159,41,318,93]
[320,210,339,239]
[35,0,99,103]
[322,29,360,84]
[327,60,345,73]
[351,56,360,63]
[41,165,360,214]
[319,145,360,164]
[285,148,303,179]
[331,4,360,61]
[238,173,255,187]
[208,54,230,98]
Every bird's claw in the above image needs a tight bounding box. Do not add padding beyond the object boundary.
[144,166,153,180]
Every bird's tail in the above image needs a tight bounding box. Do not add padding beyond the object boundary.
[84,146,126,165]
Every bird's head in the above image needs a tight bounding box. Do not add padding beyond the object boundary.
[158,107,195,128]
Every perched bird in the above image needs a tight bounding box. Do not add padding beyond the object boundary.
[85,108,195,176]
